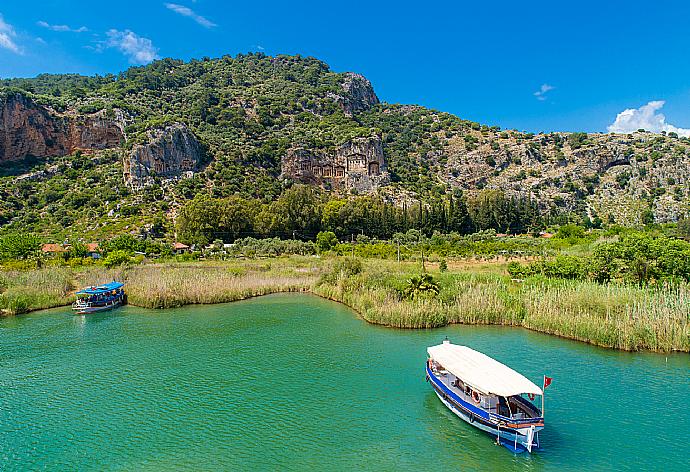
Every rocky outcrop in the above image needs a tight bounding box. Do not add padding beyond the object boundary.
[328,73,379,116]
[0,93,123,161]
[124,123,204,187]
[282,136,389,192]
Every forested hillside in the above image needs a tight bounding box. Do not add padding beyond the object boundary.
[0,53,689,242]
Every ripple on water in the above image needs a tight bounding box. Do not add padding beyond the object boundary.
[0,294,688,471]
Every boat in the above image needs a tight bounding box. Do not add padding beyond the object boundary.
[72,281,126,315]
[425,338,548,453]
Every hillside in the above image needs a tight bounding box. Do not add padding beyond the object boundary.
[0,53,689,240]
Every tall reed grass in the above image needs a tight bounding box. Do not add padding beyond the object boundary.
[314,261,690,352]
[3,257,687,352]
[0,267,75,315]
[123,262,318,308]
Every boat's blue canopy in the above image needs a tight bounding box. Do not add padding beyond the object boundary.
[76,281,124,295]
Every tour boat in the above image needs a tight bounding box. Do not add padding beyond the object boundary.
[72,281,126,315]
[425,339,549,453]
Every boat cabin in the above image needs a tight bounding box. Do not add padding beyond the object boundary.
[425,340,545,452]
[428,357,542,421]
[73,281,125,314]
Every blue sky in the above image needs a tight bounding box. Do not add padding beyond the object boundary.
[2,0,690,135]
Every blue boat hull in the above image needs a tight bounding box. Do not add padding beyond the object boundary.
[426,364,542,453]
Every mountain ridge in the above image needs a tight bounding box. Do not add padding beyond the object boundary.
[0,53,688,238]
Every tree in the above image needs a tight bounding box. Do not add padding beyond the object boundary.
[555,224,585,241]
[678,217,690,241]
[256,185,322,238]
[69,241,89,259]
[0,233,42,261]
[403,273,440,300]
[316,231,338,252]
[103,250,132,268]
[321,199,347,234]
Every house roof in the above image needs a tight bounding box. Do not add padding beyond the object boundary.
[86,243,100,252]
[42,243,67,253]
[427,342,543,397]
[173,242,190,249]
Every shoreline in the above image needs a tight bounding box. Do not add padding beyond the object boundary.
[6,285,690,354]
[1,259,688,353]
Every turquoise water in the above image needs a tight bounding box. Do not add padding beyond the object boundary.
[1,294,688,471]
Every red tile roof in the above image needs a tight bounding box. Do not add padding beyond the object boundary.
[42,243,67,253]
[173,242,190,250]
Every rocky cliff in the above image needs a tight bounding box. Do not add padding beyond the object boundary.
[281,136,389,192]
[1,53,689,237]
[327,73,379,116]
[124,123,204,188]
[0,93,123,161]
[438,129,690,224]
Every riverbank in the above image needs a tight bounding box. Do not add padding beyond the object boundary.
[1,257,688,352]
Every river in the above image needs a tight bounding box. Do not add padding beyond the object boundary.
[1,294,688,471]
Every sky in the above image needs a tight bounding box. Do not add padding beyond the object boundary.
[2,0,690,135]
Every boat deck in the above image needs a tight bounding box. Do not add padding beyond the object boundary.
[429,364,541,420]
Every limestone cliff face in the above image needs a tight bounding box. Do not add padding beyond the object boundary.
[329,73,380,116]
[0,93,123,161]
[124,123,204,187]
[440,130,690,224]
[282,136,389,192]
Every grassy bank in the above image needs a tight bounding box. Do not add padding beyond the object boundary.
[0,267,76,315]
[2,257,688,352]
[312,259,690,352]
[0,258,321,315]
[122,259,319,308]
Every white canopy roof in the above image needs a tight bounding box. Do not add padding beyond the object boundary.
[427,342,542,397]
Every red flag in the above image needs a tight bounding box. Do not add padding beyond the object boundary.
[543,376,553,389]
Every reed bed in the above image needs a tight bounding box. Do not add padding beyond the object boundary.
[0,267,76,315]
[315,261,690,352]
[2,257,688,352]
[122,261,319,309]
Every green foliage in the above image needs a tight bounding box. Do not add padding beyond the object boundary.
[678,218,690,240]
[439,259,448,272]
[567,132,588,149]
[316,231,338,252]
[68,241,89,259]
[555,224,586,241]
[0,233,41,261]
[466,190,540,233]
[228,237,315,257]
[508,255,587,280]
[103,250,133,268]
[177,194,259,245]
[510,232,690,285]
[403,273,440,300]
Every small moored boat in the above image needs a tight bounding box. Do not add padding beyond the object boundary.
[72,281,126,315]
[426,339,549,453]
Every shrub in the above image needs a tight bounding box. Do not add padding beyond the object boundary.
[403,273,440,300]
[103,250,132,268]
[316,231,338,252]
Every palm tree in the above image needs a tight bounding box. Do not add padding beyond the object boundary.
[404,273,440,300]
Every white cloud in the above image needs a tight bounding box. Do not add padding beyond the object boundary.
[0,13,21,54]
[533,83,555,101]
[607,100,690,137]
[165,3,217,28]
[37,20,88,33]
[106,29,159,64]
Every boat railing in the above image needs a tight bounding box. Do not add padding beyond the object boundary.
[489,412,544,426]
